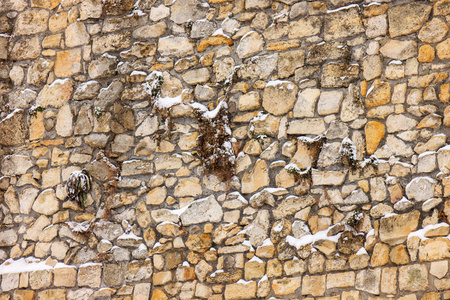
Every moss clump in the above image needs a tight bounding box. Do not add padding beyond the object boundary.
[194,101,235,182]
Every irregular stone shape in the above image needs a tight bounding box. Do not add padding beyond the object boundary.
[198,35,233,52]
[32,189,59,215]
[14,9,49,36]
[74,81,101,100]
[355,268,381,295]
[380,40,418,60]
[307,42,349,65]
[11,36,41,60]
[419,18,448,43]
[36,78,73,108]
[180,195,223,226]
[121,160,152,176]
[419,237,450,262]
[405,177,437,202]
[386,114,418,133]
[104,263,126,287]
[338,231,365,255]
[93,220,124,240]
[273,195,315,219]
[92,33,132,54]
[27,58,54,86]
[436,39,450,60]
[365,80,391,108]
[242,160,270,194]
[250,113,280,138]
[262,81,297,116]
[343,189,369,205]
[182,68,210,85]
[278,49,305,78]
[365,121,385,155]
[0,230,18,246]
[311,170,347,186]
[321,63,359,88]
[379,211,420,246]
[88,55,117,79]
[175,177,202,197]
[74,105,93,135]
[224,281,257,299]
[55,48,82,78]
[388,3,432,37]
[31,0,61,9]
[186,234,212,253]
[133,22,167,39]
[65,22,89,48]
[0,35,8,60]
[239,54,278,80]
[158,36,194,57]
[302,275,325,297]
[0,109,27,146]
[1,154,32,176]
[170,0,208,24]
[340,84,364,122]
[247,210,270,247]
[102,0,134,15]
[191,19,216,38]
[237,31,264,59]
[272,277,301,296]
[324,6,364,41]
[121,42,157,59]
[399,264,429,291]
[55,104,73,137]
[293,88,320,118]
[289,16,322,39]
[287,119,326,135]
[362,55,382,81]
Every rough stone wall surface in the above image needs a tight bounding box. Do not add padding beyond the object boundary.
[1,0,450,299]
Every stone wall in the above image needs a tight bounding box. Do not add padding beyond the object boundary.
[1,0,450,299]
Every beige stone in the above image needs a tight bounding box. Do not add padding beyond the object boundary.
[14,9,49,36]
[418,237,450,261]
[381,267,397,294]
[54,266,77,287]
[302,275,325,297]
[262,80,298,116]
[65,22,89,48]
[388,3,431,37]
[419,45,435,63]
[224,281,257,299]
[289,16,322,39]
[327,272,355,289]
[371,243,390,267]
[158,36,194,58]
[37,79,73,108]
[324,6,364,41]
[272,277,301,295]
[380,211,420,246]
[241,160,270,194]
[365,80,391,108]
[399,264,429,291]
[380,40,417,60]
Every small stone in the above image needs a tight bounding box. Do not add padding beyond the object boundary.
[0,109,27,146]
[371,243,390,267]
[32,189,59,215]
[198,35,233,52]
[224,281,257,299]
[365,121,385,155]
[405,177,437,202]
[362,55,382,81]
[419,45,435,63]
